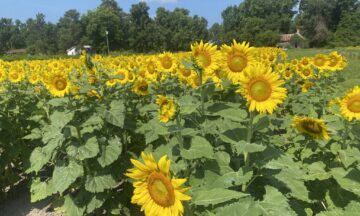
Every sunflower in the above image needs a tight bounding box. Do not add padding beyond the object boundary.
[8,67,24,83]
[126,152,191,216]
[298,66,314,79]
[340,86,360,121]
[327,51,344,71]
[275,63,285,73]
[301,81,313,93]
[293,116,330,140]
[191,40,220,76]
[144,57,159,81]
[0,68,7,82]
[158,52,177,73]
[221,40,255,82]
[133,79,149,96]
[114,68,129,85]
[156,95,178,123]
[236,64,287,114]
[43,70,72,97]
[311,54,328,71]
[300,57,311,67]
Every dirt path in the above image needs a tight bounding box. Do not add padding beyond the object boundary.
[0,187,61,216]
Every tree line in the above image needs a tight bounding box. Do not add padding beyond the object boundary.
[0,0,359,55]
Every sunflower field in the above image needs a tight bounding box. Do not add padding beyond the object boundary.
[0,40,360,216]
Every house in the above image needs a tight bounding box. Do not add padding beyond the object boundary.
[278,29,307,48]
[66,45,94,56]
[66,47,81,56]
[6,49,26,55]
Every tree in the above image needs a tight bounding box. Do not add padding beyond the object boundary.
[81,0,130,52]
[57,10,83,52]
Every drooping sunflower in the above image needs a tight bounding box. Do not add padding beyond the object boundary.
[221,40,255,82]
[43,70,72,97]
[133,79,149,96]
[293,116,330,140]
[126,152,191,216]
[191,40,220,76]
[340,86,360,121]
[156,95,178,123]
[236,64,287,114]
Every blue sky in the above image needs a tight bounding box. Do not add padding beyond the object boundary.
[0,0,242,26]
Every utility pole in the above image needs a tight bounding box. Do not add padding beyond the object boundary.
[105,30,110,55]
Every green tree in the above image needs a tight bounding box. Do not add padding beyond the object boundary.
[57,10,83,53]
[82,0,130,53]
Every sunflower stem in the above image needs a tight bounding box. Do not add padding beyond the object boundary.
[176,114,184,149]
[242,111,254,191]
[342,120,350,150]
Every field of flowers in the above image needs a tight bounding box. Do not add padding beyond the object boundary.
[0,41,360,216]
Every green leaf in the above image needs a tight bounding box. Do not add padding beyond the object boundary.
[85,174,116,193]
[220,128,248,143]
[86,194,106,214]
[64,195,85,216]
[215,198,262,216]
[193,188,249,206]
[207,169,253,189]
[178,95,200,114]
[52,160,84,193]
[332,167,360,196]
[181,136,214,160]
[50,111,74,129]
[304,162,331,181]
[215,108,248,122]
[78,137,100,160]
[97,137,122,168]
[259,186,296,216]
[103,100,125,128]
[26,147,50,174]
[253,115,270,131]
[232,141,266,155]
[23,128,42,140]
[30,178,54,202]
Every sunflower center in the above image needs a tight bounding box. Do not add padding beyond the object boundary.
[54,78,67,91]
[147,64,156,74]
[314,57,325,67]
[347,97,360,113]
[196,53,211,67]
[147,172,175,207]
[139,83,148,92]
[249,80,272,102]
[11,73,19,80]
[301,121,322,134]
[229,55,247,72]
[182,69,191,77]
[302,69,311,76]
[161,57,173,69]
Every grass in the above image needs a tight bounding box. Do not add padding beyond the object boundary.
[287,48,360,91]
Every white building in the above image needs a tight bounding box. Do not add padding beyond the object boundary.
[66,45,93,56]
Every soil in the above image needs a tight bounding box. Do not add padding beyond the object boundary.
[0,186,61,216]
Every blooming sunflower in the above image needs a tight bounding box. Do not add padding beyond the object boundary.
[43,70,72,97]
[221,40,255,82]
[236,64,287,114]
[311,54,328,71]
[191,40,220,76]
[298,66,314,80]
[340,86,360,121]
[0,68,7,82]
[126,152,191,216]
[133,79,149,96]
[8,68,24,83]
[293,116,330,140]
[327,51,344,71]
[301,81,313,93]
[156,95,178,123]
[158,52,177,73]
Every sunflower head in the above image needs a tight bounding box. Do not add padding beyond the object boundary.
[43,70,72,97]
[156,95,178,123]
[133,79,149,96]
[311,54,328,70]
[340,86,360,121]
[293,116,330,140]
[191,40,220,76]
[126,152,191,216]
[221,40,255,82]
[236,63,287,114]
[158,52,177,73]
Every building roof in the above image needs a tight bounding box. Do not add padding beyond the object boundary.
[6,49,26,54]
[280,30,306,43]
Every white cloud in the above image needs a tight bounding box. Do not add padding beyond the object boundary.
[140,0,178,3]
